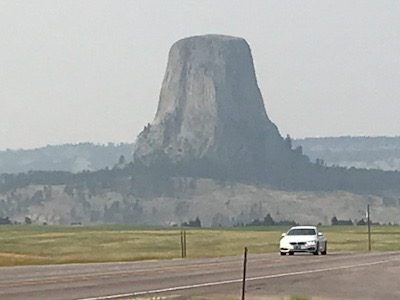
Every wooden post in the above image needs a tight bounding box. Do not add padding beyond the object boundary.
[242,247,248,300]
[367,204,371,251]
[180,230,187,258]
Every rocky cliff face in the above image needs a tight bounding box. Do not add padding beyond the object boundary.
[134,35,293,179]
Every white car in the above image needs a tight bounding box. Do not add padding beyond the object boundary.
[279,226,327,256]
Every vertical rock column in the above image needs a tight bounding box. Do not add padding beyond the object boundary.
[134,34,289,179]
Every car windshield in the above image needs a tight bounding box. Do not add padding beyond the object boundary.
[287,228,316,236]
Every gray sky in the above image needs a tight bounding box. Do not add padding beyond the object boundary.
[1,1,399,150]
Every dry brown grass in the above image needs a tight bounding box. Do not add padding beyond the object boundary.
[0,224,399,266]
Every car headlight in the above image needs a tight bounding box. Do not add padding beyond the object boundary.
[306,240,317,245]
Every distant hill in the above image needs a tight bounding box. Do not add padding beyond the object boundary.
[293,136,400,171]
[0,143,133,174]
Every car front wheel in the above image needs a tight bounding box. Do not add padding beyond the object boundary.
[313,243,319,255]
[280,252,286,256]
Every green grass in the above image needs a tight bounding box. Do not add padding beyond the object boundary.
[0,224,399,266]
[288,296,311,300]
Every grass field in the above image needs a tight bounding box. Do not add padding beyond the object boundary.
[0,224,399,266]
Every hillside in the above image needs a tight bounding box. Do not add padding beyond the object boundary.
[1,176,399,226]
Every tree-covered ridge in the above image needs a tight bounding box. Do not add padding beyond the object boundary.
[1,152,399,197]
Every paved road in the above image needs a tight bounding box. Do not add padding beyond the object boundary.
[1,251,400,300]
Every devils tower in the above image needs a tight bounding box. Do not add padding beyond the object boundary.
[134,35,296,179]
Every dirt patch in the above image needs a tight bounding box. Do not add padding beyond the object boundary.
[0,252,50,266]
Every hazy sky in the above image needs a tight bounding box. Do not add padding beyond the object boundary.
[1,1,399,150]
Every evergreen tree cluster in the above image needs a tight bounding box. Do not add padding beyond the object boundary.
[0,216,12,225]
[181,217,202,227]
[244,213,298,227]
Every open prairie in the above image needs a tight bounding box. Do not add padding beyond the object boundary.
[0,224,400,266]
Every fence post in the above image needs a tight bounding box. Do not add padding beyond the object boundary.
[242,247,248,300]
[367,204,371,251]
[180,230,184,258]
[184,230,187,258]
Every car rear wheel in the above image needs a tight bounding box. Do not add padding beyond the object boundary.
[289,252,294,255]
[321,242,327,255]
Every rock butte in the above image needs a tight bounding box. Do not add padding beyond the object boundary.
[134,34,295,178]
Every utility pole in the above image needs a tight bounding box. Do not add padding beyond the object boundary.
[367,204,371,252]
